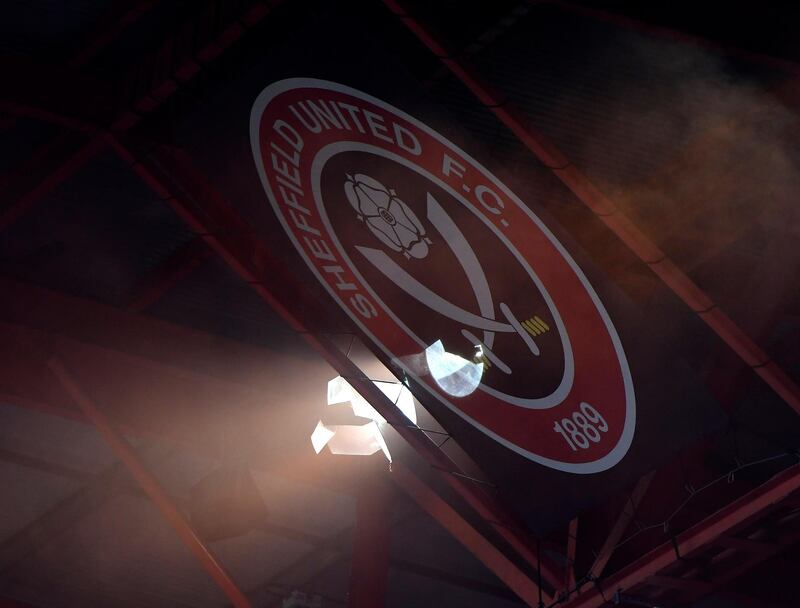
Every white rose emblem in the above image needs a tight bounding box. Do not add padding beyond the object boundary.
[345,173,431,259]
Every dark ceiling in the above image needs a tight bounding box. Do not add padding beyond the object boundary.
[1,1,800,607]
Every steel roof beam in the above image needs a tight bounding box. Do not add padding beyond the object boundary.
[252,508,418,607]
[47,358,253,608]
[125,236,213,312]
[656,520,800,605]
[0,0,279,233]
[0,279,339,476]
[0,597,41,608]
[540,1,800,79]
[588,471,655,583]
[0,450,149,575]
[561,517,578,599]
[391,462,546,607]
[0,0,164,135]
[254,517,525,606]
[392,558,525,603]
[0,277,294,390]
[0,52,116,131]
[0,135,106,233]
[560,464,800,608]
[0,447,93,484]
[67,0,164,70]
[349,478,392,608]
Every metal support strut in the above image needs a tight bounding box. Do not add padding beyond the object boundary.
[47,358,253,608]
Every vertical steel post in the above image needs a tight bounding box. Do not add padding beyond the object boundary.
[564,517,578,595]
[349,475,393,608]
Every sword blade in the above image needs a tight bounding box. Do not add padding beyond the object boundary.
[355,245,513,333]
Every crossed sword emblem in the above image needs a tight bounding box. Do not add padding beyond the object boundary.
[356,192,544,375]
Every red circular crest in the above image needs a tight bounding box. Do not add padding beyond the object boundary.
[251,79,635,473]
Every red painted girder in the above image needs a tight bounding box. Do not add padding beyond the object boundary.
[0,135,106,232]
[0,55,114,132]
[562,517,578,597]
[391,462,547,607]
[0,447,91,483]
[381,0,800,417]
[0,277,295,388]
[0,0,163,134]
[3,295,545,605]
[68,0,164,69]
[560,464,800,608]
[0,132,73,190]
[0,281,396,500]
[0,445,154,576]
[126,236,213,311]
[543,1,800,79]
[588,471,655,581]
[653,519,800,604]
[1,319,291,446]
[47,358,253,608]
[0,1,279,232]
[349,477,393,608]
[0,277,336,466]
[0,598,41,607]
[391,558,523,602]
[114,138,563,595]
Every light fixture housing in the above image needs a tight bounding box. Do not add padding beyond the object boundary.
[326,375,417,424]
[311,420,391,461]
[310,376,416,462]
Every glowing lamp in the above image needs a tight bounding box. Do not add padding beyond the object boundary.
[326,375,416,424]
[310,376,416,462]
[425,339,484,397]
[310,420,391,461]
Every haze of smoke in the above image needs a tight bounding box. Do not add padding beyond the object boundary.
[573,33,800,337]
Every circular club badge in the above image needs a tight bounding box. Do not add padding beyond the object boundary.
[251,78,634,473]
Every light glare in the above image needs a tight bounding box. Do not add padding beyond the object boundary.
[310,420,392,462]
[326,376,417,424]
[425,339,484,397]
[311,420,335,454]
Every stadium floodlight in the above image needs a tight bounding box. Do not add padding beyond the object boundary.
[311,376,417,462]
[310,420,392,462]
[326,375,416,424]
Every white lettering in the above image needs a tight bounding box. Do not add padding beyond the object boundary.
[350,293,378,318]
[323,265,356,291]
[273,119,303,151]
[276,174,303,196]
[475,184,504,215]
[363,110,393,144]
[330,101,351,131]
[289,102,322,133]
[442,153,466,179]
[394,123,421,156]
[271,152,301,187]
[277,183,309,215]
[289,208,320,236]
[270,141,300,168]
[305,236,336,262]
[307,99,343,130]
[339,103,366,134]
